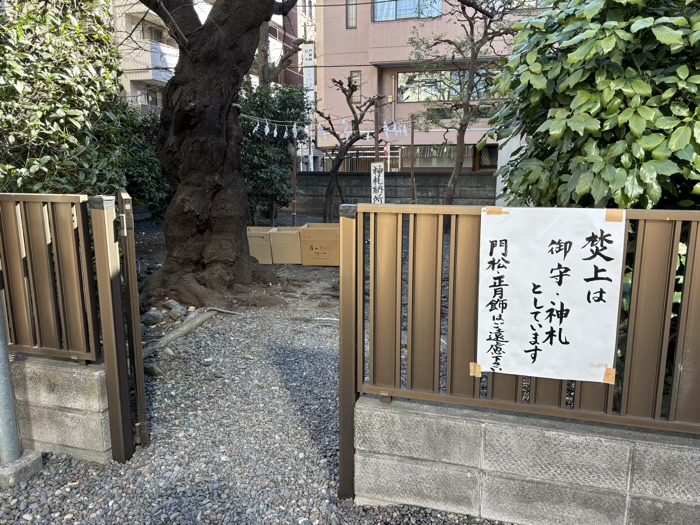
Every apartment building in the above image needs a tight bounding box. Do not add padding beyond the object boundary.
[113,1,315,112]
[268,0,316,86]
[315,0,525,172]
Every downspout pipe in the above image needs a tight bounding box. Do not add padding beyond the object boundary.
[0,299,22,466]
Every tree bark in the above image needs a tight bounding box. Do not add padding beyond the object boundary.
[323,152,346,223]
[444,122,468,206]
[144,21,260,306]
[256,21,272,85]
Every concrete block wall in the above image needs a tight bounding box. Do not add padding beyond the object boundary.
[354,397,700,525]
[10,355,112,463]
[294,171,497,214]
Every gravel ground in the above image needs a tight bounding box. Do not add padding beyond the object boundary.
[0,260,503,525]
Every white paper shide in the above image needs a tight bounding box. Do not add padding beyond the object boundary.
[476,208,625,383]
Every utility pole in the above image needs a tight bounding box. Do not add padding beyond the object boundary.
[410,116,416,204]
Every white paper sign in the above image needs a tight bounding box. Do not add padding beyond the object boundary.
[476,207,625,383]
[370,162,385,204]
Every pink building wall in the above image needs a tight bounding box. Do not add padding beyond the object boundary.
[316,0,501,155]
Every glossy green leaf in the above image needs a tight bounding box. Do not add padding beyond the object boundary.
[648,159,680,175]
[640,162,657,183]
[629,114,646,137]
[641,134,665,150]
[669,126,691,151]
[630,17,654,32]
[652,25,684,45]
[656,116,681,129]
[625,174,643,200]
[576,171,595,195]
[671,101,690,117]
[591,175,609,203]
[568,114,600,135]
[631,79,652,97]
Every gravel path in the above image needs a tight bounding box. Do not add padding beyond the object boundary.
[0,269,500,525]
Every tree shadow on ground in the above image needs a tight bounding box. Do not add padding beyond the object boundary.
[268,341,341,486]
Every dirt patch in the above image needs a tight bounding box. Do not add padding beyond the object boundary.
[135,215,339,342]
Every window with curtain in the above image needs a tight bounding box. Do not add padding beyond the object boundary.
[350,71,362,104]
[374,0,442,21]
[346,0,357,28]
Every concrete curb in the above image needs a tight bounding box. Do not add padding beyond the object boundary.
[0,450,42,488]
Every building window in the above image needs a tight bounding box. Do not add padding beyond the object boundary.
[374,0,442,22]
[397,70,489,103]
[478,145,498,170]
[350,71,362,104]
[402,144,475,169]
[346,0,357,28]
[126,17,143,40]
[148,27,164,43]
[146,88,160,107]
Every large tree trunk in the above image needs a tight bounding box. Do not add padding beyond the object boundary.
[144,26,260,306]
[444,122,468,206]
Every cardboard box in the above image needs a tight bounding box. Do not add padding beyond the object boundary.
[269,227,302,264]
[246,227,273,264]
[299,224,340,267]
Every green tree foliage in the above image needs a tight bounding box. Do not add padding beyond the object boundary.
[0,0,126,194]
[119,104,172,218]
[240,79,308,222]
[490,0,700,209]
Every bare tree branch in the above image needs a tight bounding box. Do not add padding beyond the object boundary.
[272,0,298,16]
[316,76,384,221]
[139,0,192,48]
[264,36,305,83]
[118,11,150,46]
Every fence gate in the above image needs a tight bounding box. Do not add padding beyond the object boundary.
[0,191,148,462]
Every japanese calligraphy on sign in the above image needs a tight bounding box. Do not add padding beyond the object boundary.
[370,162,385,204]
[476,208,625,383]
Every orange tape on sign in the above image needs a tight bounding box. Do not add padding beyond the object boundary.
[603,368,616,384]
[469,362,482,377]
[485,207,509,216]
[605,209,624,222]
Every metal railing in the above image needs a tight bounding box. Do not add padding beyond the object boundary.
[339,203,700,497]
[0,192,148,461]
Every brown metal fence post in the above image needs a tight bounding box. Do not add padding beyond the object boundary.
[339,204,359,499]
[90,196,134,463]
[117,190,149,447]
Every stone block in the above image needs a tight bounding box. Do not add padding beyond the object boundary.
[15,401,110,454]
[355,401,481,467]
[631,442,700,503]
[483,423,631,491]
[11,356,107,413]
[22,439,111,464]
[481,472,626,525]
[355,451,479,516]
[627,496,700,525]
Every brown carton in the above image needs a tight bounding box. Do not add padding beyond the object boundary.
[299,224,340,267]
[246,227,273,264]
[269,227,302,264]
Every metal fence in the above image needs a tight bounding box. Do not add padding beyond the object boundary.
[0,192,148,462]
[339,203,700,497]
